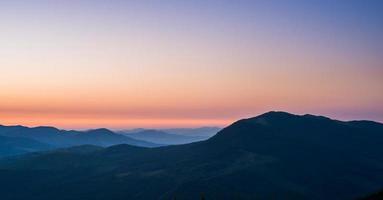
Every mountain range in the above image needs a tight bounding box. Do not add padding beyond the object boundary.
[0,125,160,157]
[120,129,210,145]
[119,127,221,145]
[0,111,382,199]
[121,127,221,137]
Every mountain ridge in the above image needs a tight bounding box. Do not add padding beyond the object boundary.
[0,125,160,156]
[121,129,208,145]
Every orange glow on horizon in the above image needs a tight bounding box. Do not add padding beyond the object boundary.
[0,114,231,130]
[0,1,382,128]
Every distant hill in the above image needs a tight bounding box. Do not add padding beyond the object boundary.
[121,127,221,137]
[120,129,208,145]
[0,135,52,157]
[0,125,160,152]
[119,127,221,145]
[0,112,383,199]
[161,127,221,137]
[71,128,160,147]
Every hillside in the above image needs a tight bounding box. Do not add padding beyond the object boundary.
[360,189,383,200]
[0,135,52,157]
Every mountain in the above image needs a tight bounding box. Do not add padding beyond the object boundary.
[161,127,221,137]
[71,128,160,147]
[0,135,52,157]
[121,127,221,137]
[119,128,148,134]
[119,127,221,145]
[0,111,383,200]
[0,125,160,149]
[121,129,207,145]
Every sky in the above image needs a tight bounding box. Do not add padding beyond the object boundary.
[0,0,382,129]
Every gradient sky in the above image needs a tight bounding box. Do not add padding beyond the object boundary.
[0,0,382,129]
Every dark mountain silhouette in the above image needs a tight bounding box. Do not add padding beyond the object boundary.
[0,125,160,151]
[0,111,383,200]
[121,129,207,145]
[0,135,52,157]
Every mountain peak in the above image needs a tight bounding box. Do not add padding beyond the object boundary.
[209,111,383,156]
[256,111,297,118]
[86,128,114,135]
[32,126,60,132]
[242,111,299,126]
[210,111,341,143]
[246,111,332,125]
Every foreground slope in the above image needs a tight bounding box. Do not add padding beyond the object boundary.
[0,111,383,200]
[360,189,383,200]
